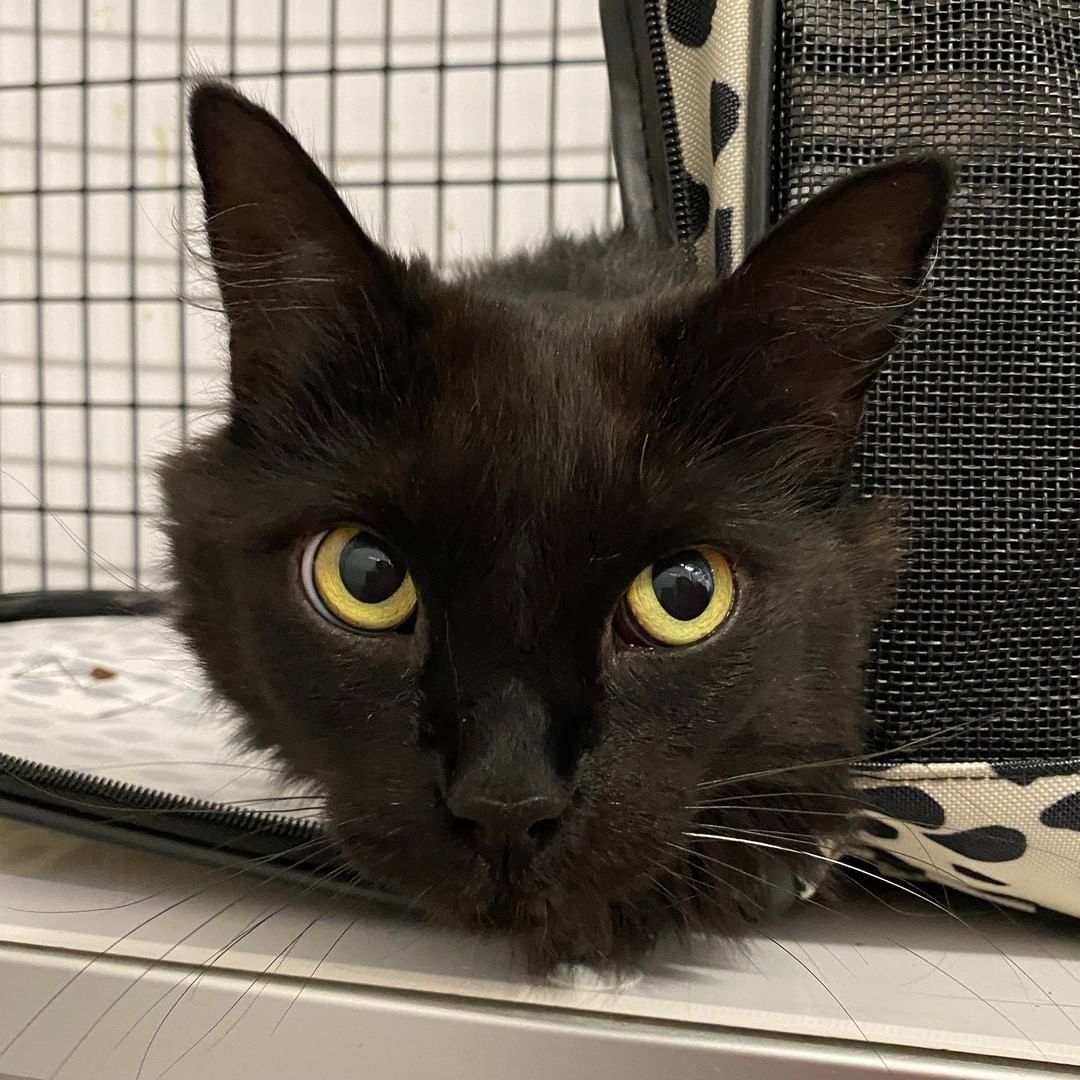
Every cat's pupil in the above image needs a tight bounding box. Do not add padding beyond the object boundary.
[339,533,404,604]
[651,551,714,621]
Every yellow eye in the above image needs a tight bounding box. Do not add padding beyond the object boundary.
[621,547,735,646]
[302,526,417,632]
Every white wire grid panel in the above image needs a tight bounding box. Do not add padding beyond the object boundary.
[0,0,619,591]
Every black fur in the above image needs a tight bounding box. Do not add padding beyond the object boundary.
[162,82,951,969]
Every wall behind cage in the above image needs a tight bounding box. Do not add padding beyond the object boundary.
[0,0,618,592]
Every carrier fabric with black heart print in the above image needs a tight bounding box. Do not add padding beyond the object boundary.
[600,0,1080,917]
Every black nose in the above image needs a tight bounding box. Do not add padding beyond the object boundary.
[447,791,569,873]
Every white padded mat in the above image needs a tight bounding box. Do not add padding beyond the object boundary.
[0,615,312,816]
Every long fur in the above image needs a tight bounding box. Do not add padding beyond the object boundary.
[162,83,952,970]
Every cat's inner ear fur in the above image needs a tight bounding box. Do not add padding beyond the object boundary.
[670,156,952,458]
[189,81,398,399]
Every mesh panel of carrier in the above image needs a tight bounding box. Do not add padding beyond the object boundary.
[773,1,1080,761]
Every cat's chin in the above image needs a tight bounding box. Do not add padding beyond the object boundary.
[333,836,636,959]
[331,828,552,925]
[326,809,826,970]
[333,848,683,971]
[479,888,552,930]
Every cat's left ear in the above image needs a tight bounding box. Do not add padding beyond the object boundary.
[671,156,952,455]
[189,82,402,400]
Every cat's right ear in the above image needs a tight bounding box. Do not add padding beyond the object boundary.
[664,156,951,473]
[189,82,400,400]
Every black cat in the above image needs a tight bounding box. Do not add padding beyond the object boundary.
[162,82,951,968]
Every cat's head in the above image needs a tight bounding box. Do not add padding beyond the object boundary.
[163,83,950,968]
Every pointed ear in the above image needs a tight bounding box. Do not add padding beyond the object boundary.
[671,155,952,460]
[189,82,398,399]
[734,155,952,365]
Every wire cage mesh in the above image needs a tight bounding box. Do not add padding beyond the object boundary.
[0,0,619,593]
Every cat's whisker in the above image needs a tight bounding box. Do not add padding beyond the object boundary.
[689,798,1080,928]
[688,803,857,820]
[180,293,229,314]
[683,828,1080,1038]
[216,274,339,290]
[0,468,147,590]
[266,902,359,1043]
[640,857,691,915]
[682,825,920,920]
[151,859,356,1080]
[696,786,1080,869]
[673,828,1072,1058]
[118,848,376,1072]
[686,825,1080,989]
[763,934,898,1075]
[693,790,880,813]
[130,901,294,1078]
[4,827,336,918]
[10,834,333,1073]
[664,840,807,917]
[78,759,293,777]
[684,829,936,901]
[696,788,879,806]
[211,794,327,804]
[644,848,717,917]
[690,821,822,844]
[668,835,953,1052]
[696,717,986,792]
[131,888,331,1080]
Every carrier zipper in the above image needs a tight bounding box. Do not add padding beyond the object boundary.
[0,751,318,842]
[0,749,397,904]
[642,0,694,260]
